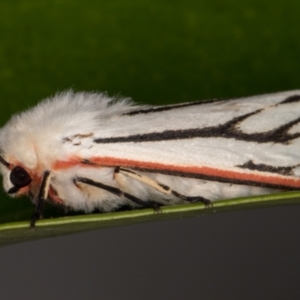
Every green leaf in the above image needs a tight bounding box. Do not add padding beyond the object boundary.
[0,191,299,247]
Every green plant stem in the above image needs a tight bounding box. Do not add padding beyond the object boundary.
[0,191,299,247]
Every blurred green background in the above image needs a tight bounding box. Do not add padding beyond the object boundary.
[0,0,299,223]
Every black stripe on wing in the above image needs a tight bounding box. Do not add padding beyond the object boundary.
[94,107,300,144]
[124,98,229,116]
[237,160,299,176]
[124,93,300,116]
[279,95,300,104]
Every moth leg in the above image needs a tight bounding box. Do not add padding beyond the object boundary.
[74,177,161,210]
[172,191,211,206]
[30,170,52,229]
[116,167,211,206]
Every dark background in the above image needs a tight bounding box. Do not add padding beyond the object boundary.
[0,206,300,299]
[0,0,300,299]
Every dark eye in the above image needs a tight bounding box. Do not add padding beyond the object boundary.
[10,166,32,188]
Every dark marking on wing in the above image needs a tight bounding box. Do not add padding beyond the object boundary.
[117,167,136,175]
[94,108,300,144]
[124,93,300,116]
[73,133,94,138]
[279,95,300,104]
[81,159,96,165]
[62,133,93,144]
[237,160,298,176]
[62,137,72,143]
[124,98,228,116]
[158,182,171,192]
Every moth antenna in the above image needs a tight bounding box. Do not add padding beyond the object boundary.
[75,177,160,210]
[30,170,52,229]
[0,155,11,169]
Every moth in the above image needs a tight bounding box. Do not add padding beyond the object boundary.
[0,90,300,228]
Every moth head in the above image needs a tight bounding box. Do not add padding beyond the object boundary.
[0,155,32,196]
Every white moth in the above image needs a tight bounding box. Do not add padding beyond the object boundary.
[0,90,300,227]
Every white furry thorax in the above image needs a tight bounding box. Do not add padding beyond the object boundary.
[0,91,141,171]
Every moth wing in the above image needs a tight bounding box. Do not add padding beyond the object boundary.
[58,90,300,189]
